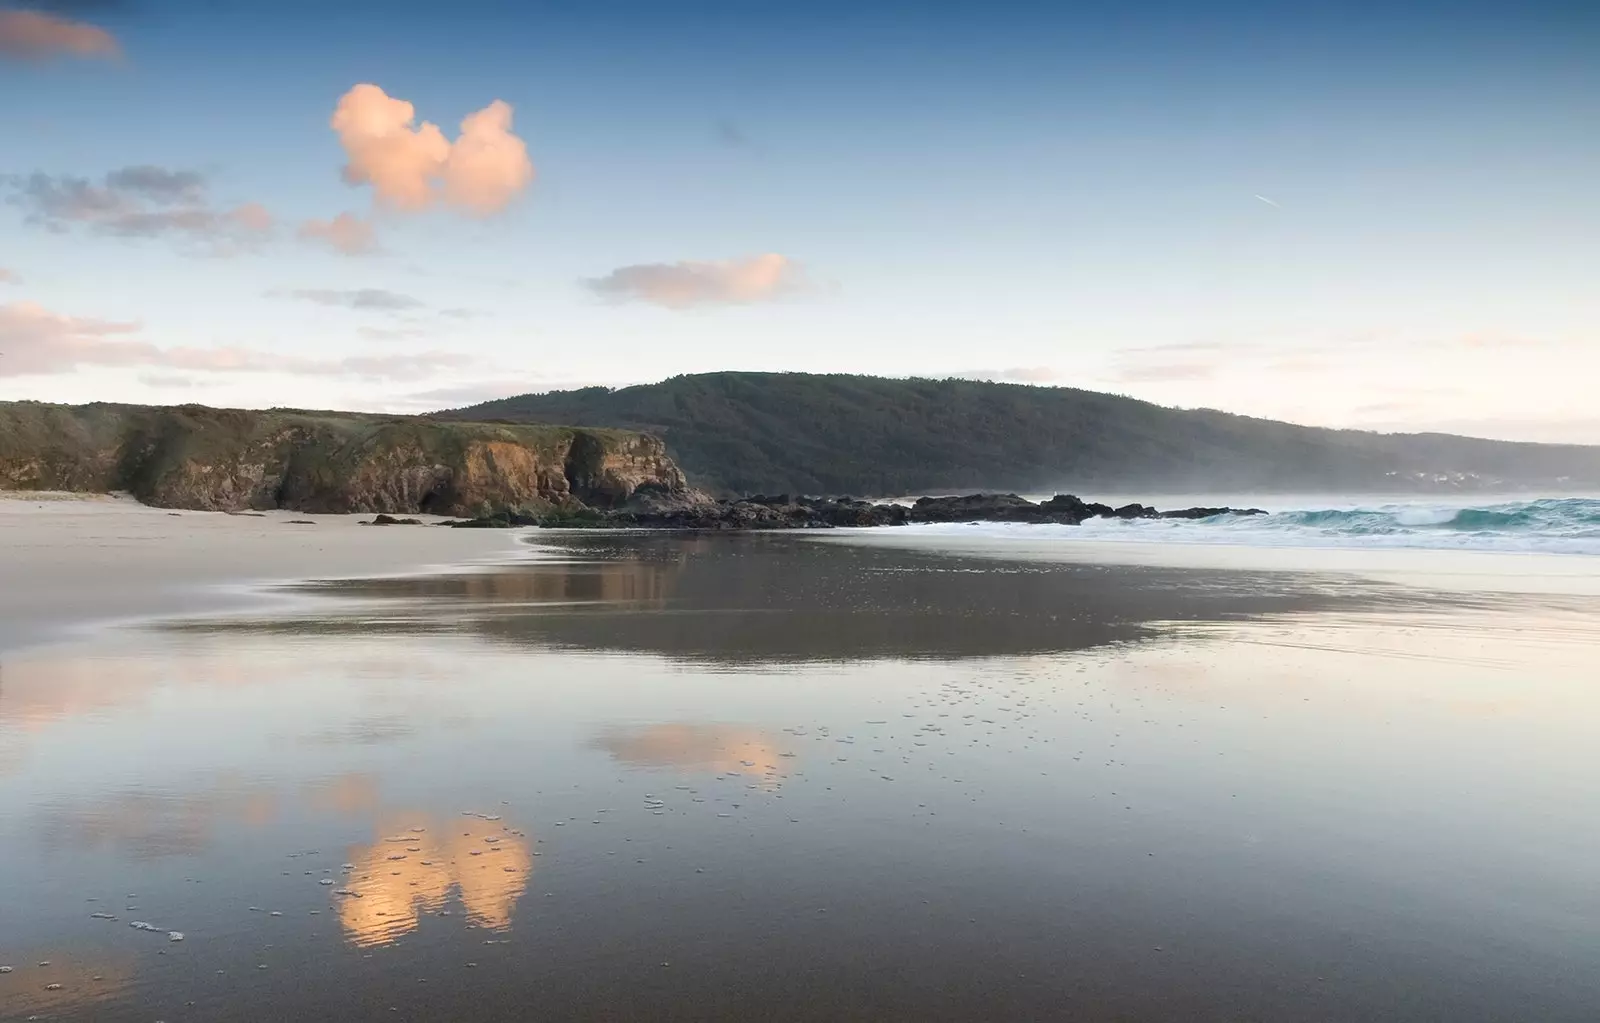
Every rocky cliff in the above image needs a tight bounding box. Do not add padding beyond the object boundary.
[0,401,696,516]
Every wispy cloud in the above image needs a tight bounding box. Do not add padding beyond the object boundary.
[0,267,18,284]
[358,325,427,341]
[298,212,377,256]
[714,120,757,150]
[1115,362,1220,383]
[282,288,422,311]
[395,382,535,409]
[105,165,205,204]
[331,84,534,215]
[0,8,119,62]
[586,253,800,309]
[1,300,468,380]
[137,373,199,389]
[7,167,272,253]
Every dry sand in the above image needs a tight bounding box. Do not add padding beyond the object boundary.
[0,492,527,653]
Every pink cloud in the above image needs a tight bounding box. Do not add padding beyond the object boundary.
[586,253,799,308]
[232,202,273,234]
[330,84,534,215]
[0,300,469,380]
[0,9,119,62]
[298,212,378,256]
[0,267,18,284]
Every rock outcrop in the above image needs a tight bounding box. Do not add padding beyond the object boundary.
[606,491,1264,530]
[0,401,698,517]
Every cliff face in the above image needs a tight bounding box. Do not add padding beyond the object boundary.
[0,402,695,516]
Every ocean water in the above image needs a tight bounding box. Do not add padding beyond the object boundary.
[958,497,1600,556]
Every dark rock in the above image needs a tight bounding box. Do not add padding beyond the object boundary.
[284,519,317,525]
[365,514,423,526]
[444,489,1273,532]
[1037,494,1113,523]
[909,493,1041,523]
[1158,506,1268,519]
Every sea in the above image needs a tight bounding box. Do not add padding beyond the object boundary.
[1047,495,1600,555]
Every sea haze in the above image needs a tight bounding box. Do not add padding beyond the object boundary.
[2,529,1598,1021]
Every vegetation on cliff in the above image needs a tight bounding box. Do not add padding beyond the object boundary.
[441,372,1600,496]
[0,402,691,516]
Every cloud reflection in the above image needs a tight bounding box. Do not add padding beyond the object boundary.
[38,777,279,858]
[0,953,133,1020]
[335,814,534,948]
[591,723,791,788]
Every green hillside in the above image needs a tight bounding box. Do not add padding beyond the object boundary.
[438,373,1600,496]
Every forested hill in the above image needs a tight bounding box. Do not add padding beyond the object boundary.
[438,373,1600,496]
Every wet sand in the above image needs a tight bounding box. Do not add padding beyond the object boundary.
[0,493,523,653]
[3,520,1600,1020]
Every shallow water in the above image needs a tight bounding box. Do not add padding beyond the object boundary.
[2,533,1599,1021]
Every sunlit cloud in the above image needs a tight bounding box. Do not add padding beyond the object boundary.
[298,212,378,256]
[585,253,800,308]
[331,84,534,215]
[0,7,119,62]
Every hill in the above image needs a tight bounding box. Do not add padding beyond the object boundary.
[439,373,1600,496]
[0,402,690,515]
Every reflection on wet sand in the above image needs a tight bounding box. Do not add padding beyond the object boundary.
[336,815,534,948]
[13,532,1598,1021]
[219,533,1433,665]
[308,555,681,608]
[0,640,486,776]
[0,952,133,1020]
[38,776,279,859]
[304,772,383,816]
[592,723,792,788]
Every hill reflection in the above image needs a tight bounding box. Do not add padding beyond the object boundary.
[270,533,1406,664]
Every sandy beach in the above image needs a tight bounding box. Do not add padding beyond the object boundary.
[3,506,1600,1021]
[0,493,527,654]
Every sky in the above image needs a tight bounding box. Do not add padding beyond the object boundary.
[1,0,1597,441]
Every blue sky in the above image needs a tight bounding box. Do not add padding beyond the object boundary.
[2,0,1597,440]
